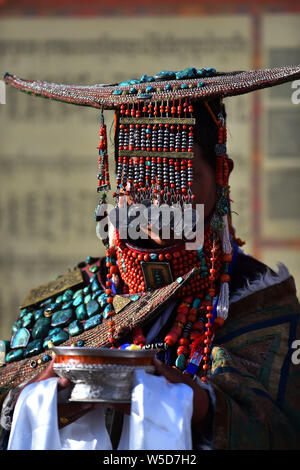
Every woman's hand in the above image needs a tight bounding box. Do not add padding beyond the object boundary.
[153,358,209,430]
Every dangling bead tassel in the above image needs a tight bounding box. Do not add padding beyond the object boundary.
[216,215,232,322]
[97,111,110,193]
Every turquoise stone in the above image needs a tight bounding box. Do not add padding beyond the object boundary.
[32,317,51,340]
[145,86,155,93]
[55,295,63,305]
[176,67,197,80]
[83,285,91,295]
[130,294,140,302]
[62,300,73,310]
[48,329,69,346]
[102,305,112,319]
[42,354,52,363]
[6,348,24,363]
[139,74,155,82]
[181,83,189,89]
[91,278,101,293]
[92,289,103,300]
[84,294,92,304]
[23,339,43,358]
[76,340,84,347]
[165,84,172,90]
[73,294,84,307]
[73,289,83,299]
[118,79,139,86]
[176,276,183,283]
[83,314,102,331]
[22,312,34,328]
[11,319,22,334]
[192,298,201,309]
[154,70,176,80]
[0,340,8,364]
[68,320,84,337]
[10,327,30,349]
[129,87,138,94]
[197,81,206,88]
[40,298,53,306]
[34,308,44,321]
[150,253,158,260]
[86,300,100,318]
[112,89,122,95]
[89,265,99,274]
[19,308,28,319]
[62,289,74,302]
[175,353,186,371]
[98,293,108,308]
[51,308,74,328]
[75,304,87,321]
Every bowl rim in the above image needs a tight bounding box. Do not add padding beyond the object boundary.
[52,346,160,358]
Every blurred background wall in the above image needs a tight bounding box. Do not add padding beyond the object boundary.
[0,0,299,339]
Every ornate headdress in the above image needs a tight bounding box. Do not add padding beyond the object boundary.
[1,65,299,384]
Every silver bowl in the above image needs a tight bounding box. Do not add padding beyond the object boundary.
[52,346,158,403]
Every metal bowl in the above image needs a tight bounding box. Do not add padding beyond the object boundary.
[52,346,158,403]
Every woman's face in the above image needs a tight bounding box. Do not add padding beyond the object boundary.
[191,142,217,220]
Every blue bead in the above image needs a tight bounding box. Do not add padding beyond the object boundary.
[197,81,206,88]
[129,87,138,94]
[112,89,123,95]
[150,253,158,260]
[165,84,172,90]
[145,86,155,93]
[181,83,189,89]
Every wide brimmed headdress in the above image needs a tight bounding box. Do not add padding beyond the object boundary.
[1,65,299,386]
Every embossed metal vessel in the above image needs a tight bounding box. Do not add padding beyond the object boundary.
[52,346,158,403]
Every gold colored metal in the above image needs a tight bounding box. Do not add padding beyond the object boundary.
[112,295,132,314]
[20,268,84,309]
[140,261,173,291]
[119,117,196,125]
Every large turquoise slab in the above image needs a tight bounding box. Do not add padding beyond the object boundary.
[83,314,102,331]
[32,317,51,340]
[68,320,84,337]
[75,304,87,321]
[86,300,100,318]
[51,308,74,327]
[23,339,43,358]
[10,327,30,349]
[6,348,24,363]
[49,329,69,346]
